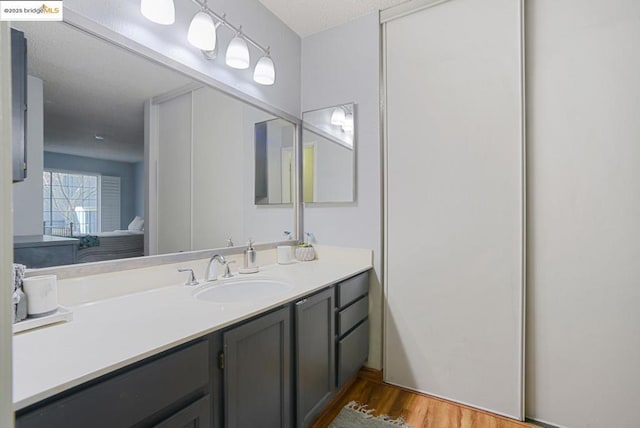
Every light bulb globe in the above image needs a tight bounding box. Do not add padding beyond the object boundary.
[253,55,275,85]
[226,36,250,69]
[188,11,216,51]
[141,0,175,25]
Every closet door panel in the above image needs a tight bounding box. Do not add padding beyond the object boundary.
[384,0,524,419]
[157,93,192,254]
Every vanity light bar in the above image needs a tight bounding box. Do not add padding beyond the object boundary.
[141,0,275,85]
[190,0,269,56]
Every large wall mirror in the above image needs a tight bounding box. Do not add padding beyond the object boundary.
[11,21,297,269]
[301,103,356,203]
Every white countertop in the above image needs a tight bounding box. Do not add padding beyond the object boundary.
[13,249,372,411]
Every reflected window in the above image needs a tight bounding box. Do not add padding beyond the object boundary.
[43,171,99,236]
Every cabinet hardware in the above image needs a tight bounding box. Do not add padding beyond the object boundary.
[218,351,225,369]
[296,299,308,306]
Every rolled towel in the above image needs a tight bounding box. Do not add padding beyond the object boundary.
[12,264,28,323]
[13,263,25,291]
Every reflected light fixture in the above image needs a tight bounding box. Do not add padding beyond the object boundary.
[342,113,354,132]
[331,107,346,126]
[141,0,175,25]
[226,32,250,69]
[253,54,275,85]
[188,10,217,51]
[141,0,276,85]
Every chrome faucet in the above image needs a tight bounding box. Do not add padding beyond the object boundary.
[205,254,226,281]
[205,254,236,281]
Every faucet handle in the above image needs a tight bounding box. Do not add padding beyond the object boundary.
[222,260,236,278]
[178,268,199,286]
[226,237,234,247]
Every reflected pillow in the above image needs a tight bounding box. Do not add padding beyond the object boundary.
[128,216,144,231]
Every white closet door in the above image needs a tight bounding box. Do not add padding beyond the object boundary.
[384,0,524,419]
[156,92,192,254]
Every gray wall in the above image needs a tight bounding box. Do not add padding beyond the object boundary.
[44,152,142,230]
[301,13,382,370]
[12,75,43,236]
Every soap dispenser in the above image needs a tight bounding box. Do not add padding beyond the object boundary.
[240,239,259,274]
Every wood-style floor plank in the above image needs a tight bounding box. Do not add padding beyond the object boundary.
[310,374,538,428]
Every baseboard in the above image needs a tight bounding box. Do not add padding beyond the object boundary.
[358,367,383,383]
[525,417,564,428]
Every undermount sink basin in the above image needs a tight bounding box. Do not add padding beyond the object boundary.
[194,279,293,303]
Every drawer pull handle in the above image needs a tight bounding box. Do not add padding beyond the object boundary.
[296,299,308,306]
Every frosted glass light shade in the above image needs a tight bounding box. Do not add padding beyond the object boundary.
[141,0,175,25]
[331,108,345,125]
[188,12,216,51]
[226,36,250,69]
[253,55,275,85]
[342,113,354,132]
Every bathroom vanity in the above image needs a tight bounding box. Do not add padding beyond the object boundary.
[13,249,371,428]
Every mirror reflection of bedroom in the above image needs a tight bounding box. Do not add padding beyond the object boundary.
[12,22,295,269]
[11,22,194,268]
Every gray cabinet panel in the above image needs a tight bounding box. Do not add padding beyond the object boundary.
[154,395,211,428]
[337,295,368,337]
[11,28,27,182]
[224,307,291,428]
[337,319,369,388]
[17,340,210,428]
[295,288,335,428]
[336,271,369,308]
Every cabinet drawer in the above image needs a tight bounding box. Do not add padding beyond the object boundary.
[153,394,211,428]
[17,340,209,428]
[337,319,369,388]
[336,271,369,308]
[337,295,368,337]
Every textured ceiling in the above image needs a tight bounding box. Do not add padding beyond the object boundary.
[258,0,408,36]
[12,22,194,163]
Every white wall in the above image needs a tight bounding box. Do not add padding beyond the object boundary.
[301,13,382,369]
[526,1,640,427]
[64,0,301,117]
[12,75,43,236]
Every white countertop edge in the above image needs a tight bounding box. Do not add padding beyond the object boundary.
[13,261,372,411]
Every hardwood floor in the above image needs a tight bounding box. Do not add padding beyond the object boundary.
[310,370,538,428]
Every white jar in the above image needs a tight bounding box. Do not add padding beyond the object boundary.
[22,275,58,317]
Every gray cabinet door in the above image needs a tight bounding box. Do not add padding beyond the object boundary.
[295,288,335,428]
[154,395,211,428]
[223,306,291,428]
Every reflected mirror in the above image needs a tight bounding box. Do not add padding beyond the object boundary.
[11,21,296,269]
[301,103,356,203]
[254,118,296,205]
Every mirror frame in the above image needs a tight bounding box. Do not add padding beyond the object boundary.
[20,9,302,278]
[301,102,357,205]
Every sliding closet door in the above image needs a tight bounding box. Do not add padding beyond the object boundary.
[384,0,524,419]
[156,92,193,254]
